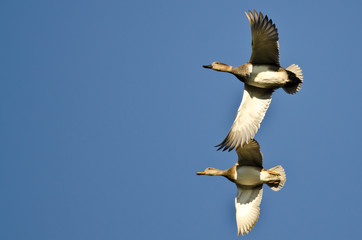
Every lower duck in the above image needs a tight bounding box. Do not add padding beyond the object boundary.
[197,139,286,236]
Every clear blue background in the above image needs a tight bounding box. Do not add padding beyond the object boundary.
[1,0,361,239]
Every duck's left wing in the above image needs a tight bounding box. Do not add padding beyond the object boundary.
[245,10,280,66]
[216,85,273,151]
[236,139,263,168]
[235,184,263,236]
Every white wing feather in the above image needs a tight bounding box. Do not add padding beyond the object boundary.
[217,85,273,151]
[235,185,263,236]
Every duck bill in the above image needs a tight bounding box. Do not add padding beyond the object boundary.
[196,171,206,175]
[202,65,212,69]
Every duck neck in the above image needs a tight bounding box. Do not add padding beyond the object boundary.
[220,65,233,73]
[206,166,237,182]
[213,63,233,73]
[223,165,237,182]
[230,63,252,82]
[207,168,227,176]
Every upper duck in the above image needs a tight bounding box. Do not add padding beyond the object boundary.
[203,10,303,151]
[197,139,286,236]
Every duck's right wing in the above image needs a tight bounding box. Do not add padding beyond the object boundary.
[245,10,280,66]
[235,184,263,236]
[216,85,273,151]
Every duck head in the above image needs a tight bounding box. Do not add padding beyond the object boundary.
[197,167,224,176]
[203,62,233,72]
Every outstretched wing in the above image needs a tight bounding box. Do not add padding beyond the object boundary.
[235,185,263,236]
[216,85,273,151]
[245,10,280,66]
[236,139,263,168]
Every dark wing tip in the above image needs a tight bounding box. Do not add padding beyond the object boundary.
[215,145,223,151]
[215,141,233,152]
[215,142,227,151]
[215,133,234,151]
[245,10,276,29]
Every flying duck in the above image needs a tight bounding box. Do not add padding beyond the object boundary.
[197,139,286,236]
[203,10,303,151]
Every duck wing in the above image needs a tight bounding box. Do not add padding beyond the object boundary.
[236,139,263,168]
[216,85,273,151]
[235,184,263,236]
[245,10,280,66]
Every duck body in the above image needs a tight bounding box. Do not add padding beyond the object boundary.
[235,166,263,186]
[228,165,282,187]
[233,63,289,89]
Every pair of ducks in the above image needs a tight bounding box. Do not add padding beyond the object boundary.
[197,10,303,236]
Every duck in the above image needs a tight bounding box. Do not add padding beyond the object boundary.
[203,10,303,151]
[197,139,286,236]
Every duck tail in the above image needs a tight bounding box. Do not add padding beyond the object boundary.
[266,165,286,191]
[283,64,303,94]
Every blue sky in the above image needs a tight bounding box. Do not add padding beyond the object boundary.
[1,0,362,239]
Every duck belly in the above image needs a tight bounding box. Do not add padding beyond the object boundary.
[247,65,288,89]
[236,166,263,186]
